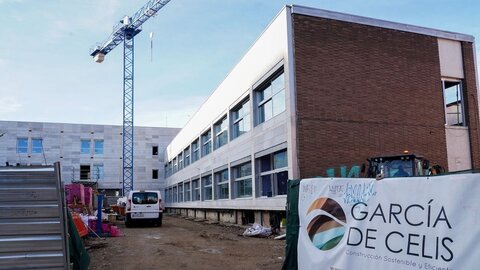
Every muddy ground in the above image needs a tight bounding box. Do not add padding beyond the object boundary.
[86,214,285,270]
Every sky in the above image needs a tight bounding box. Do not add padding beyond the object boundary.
[0,0,479,128]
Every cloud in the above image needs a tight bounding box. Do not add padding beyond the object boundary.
[0,97,22,113]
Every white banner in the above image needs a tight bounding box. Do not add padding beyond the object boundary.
[298,174,480,270]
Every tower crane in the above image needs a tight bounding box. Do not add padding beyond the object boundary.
[90,0,171,195]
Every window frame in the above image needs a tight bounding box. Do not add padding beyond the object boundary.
[201,129,212,157]
[81,139,91,155]
[178,152,184,171]
[92,164,104,181]
[16,138,28,154]
[192,178,201,201]
[173,186,178,203]
[178,183,184,202]
[94,139,104,155]
[152,145,159,156]
[231,98,251,140]
[256,149,288,197]
[232,162,252,199]
[191,139,200,163]
[213,116,228,150]
[184,181,191,202]
[201,174,213,201]
[152,169,159,180]
[254,69,286,125]
[173,157,178,174]
[80,164,91,180]
[442,79,466,127]
[183,146,190,167]
[214,169,229,200]
[31,138,43,154]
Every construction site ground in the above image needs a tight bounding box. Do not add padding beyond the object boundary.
[86,214,285,270]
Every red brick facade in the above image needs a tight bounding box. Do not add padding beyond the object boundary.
[292,14,468,178]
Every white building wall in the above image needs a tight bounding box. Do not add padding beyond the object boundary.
[165,7,291,211]
[0,121,179,191]
[166,7,290,157]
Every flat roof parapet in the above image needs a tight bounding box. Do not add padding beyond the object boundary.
[290,5,475,43]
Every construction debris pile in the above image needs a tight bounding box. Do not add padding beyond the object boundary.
[65,183,123,238]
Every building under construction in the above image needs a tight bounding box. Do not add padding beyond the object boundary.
[0,121,179,194]
[162,5,479,226]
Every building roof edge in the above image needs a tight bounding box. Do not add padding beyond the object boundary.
[291,5,475,43]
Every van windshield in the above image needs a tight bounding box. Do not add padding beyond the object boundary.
[132,192,158,204]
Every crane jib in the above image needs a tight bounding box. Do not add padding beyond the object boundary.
[90,0,171,57]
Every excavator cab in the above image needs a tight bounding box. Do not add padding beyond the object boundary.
[366,154,429,178]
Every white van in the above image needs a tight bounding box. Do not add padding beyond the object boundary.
[125,190,164,227]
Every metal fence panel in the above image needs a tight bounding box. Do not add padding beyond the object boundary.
[0,164,69,270]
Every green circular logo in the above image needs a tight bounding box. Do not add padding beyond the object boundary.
[306,197,347,250]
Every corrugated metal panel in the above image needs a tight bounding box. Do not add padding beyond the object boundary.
[0,164,69,270]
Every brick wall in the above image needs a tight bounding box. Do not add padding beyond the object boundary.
[292,14,450,178]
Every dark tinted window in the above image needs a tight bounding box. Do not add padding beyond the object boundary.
[132,192,158,204]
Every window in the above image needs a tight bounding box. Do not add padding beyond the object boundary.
[213,116,228,150]
[178,152,183,171]
[201,129,212,157]
[443,80,465,126]
[81,140,90,155]
[256,149,288,197]
[152,169,159,180]
[192,179,200,201]
[92,164,104,180]
[94,140,104,155]
[178,184,184,202]
[202,174,212,201]
[173,157,178,174]
[80,165,91,180]
[231,98,251,140]
[191,139,200,163]
[31,138,43,154]
[184,181,191,202]
[132,192,158,204]
[255,70,285,125]
[232,162,252,198]
[215,169,229,200]
[167,188,171,203]
[184,147,190,167]
[152,145,158,155]
[17,138,28,154]
[173,186,178,203]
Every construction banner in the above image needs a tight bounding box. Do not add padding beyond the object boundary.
[297,174,480,270]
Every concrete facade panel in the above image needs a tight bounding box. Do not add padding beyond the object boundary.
[445,127,472,171]
[0,121,179,191]
[438,38,464,79]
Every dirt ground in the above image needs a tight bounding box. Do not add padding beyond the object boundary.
[86,214,285,270]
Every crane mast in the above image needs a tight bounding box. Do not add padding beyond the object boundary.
[90,0,171,196]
